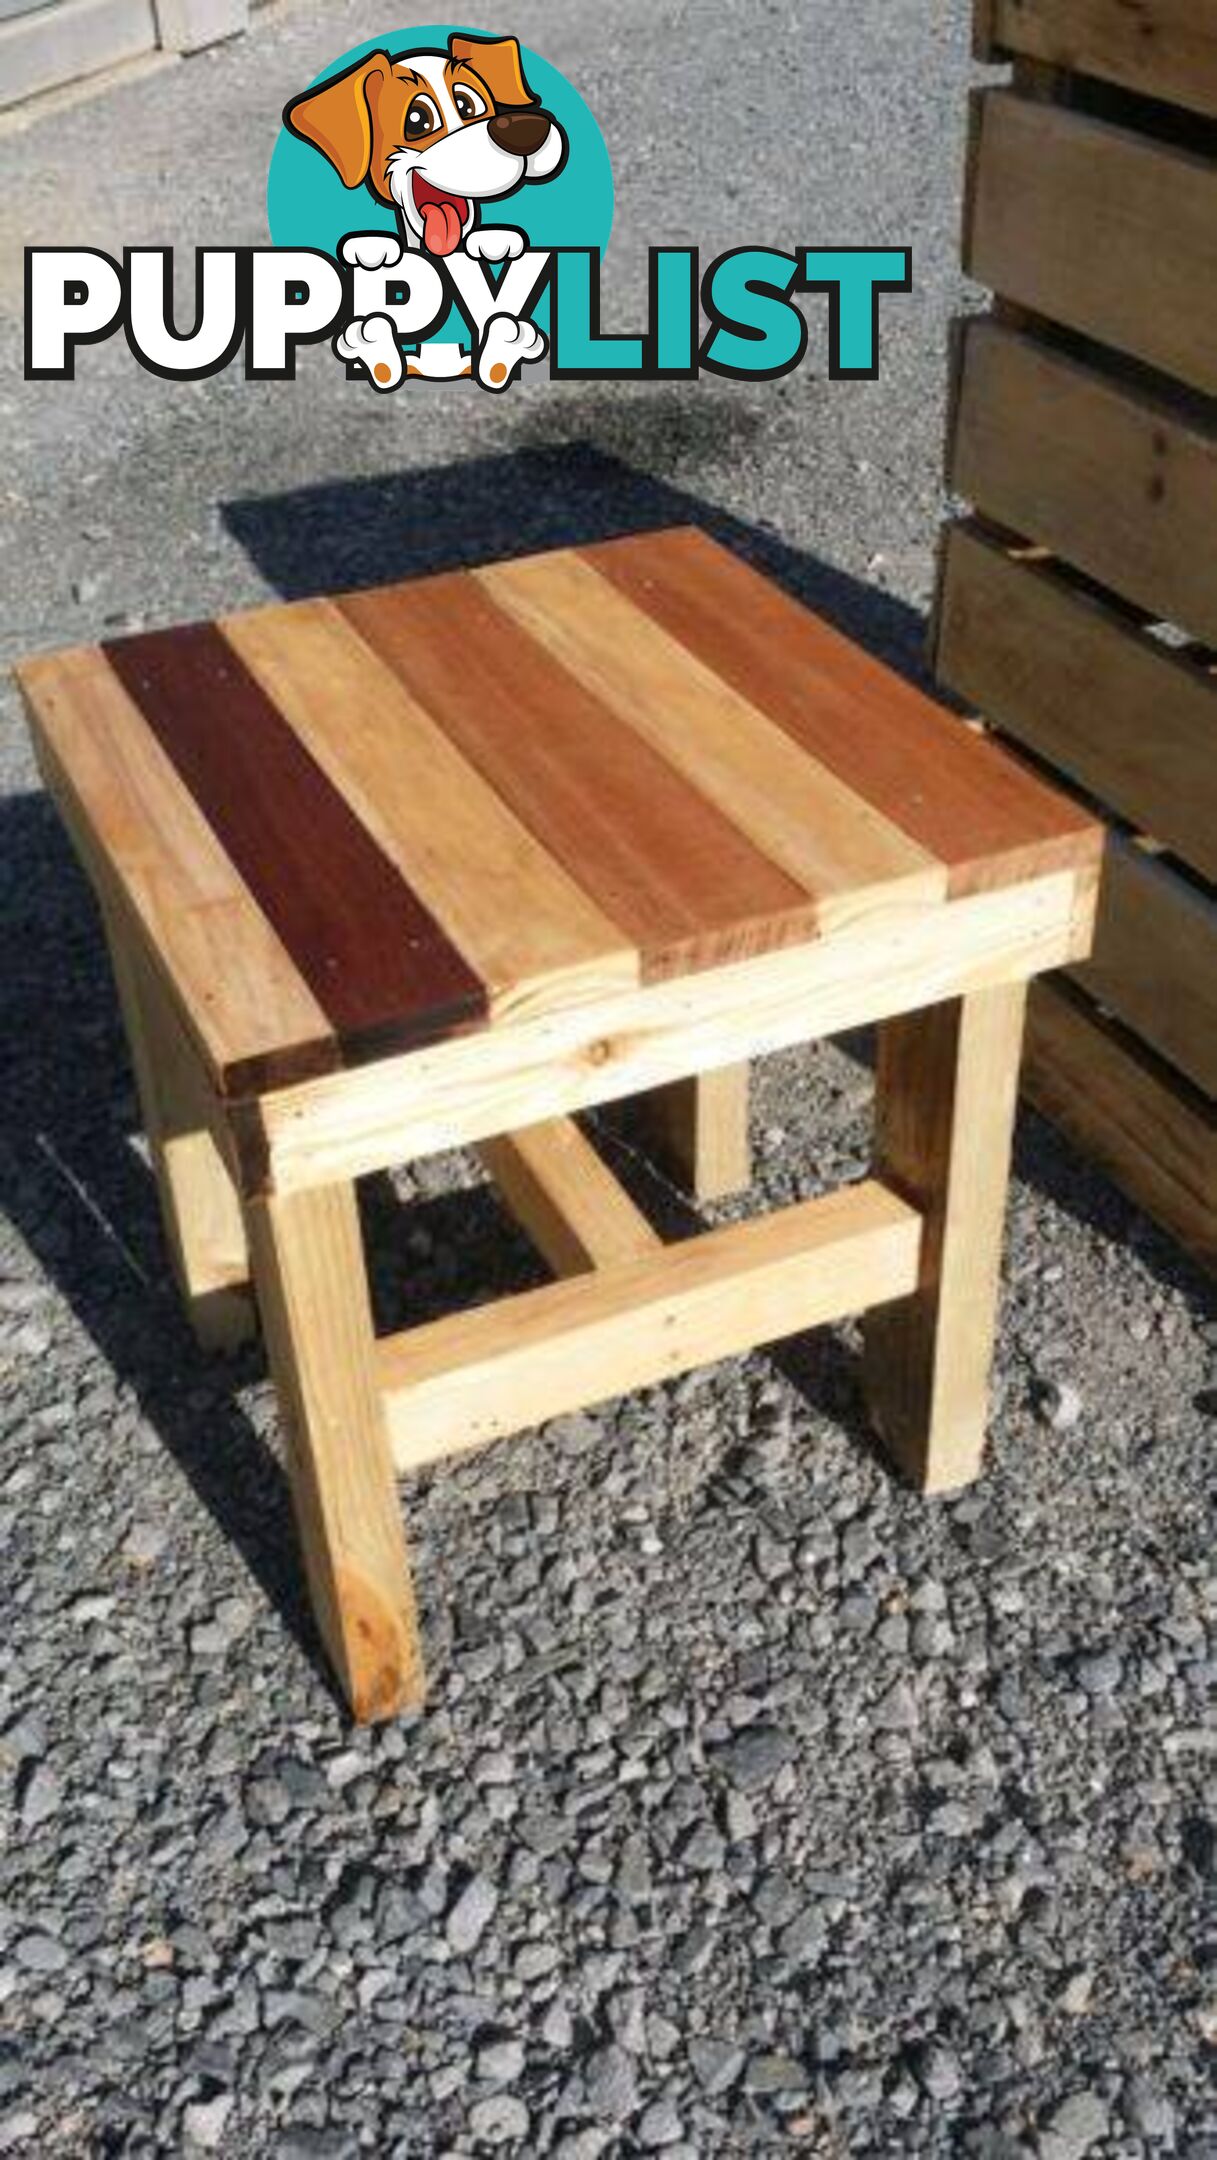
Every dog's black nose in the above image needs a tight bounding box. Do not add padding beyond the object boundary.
[488,108,552,157]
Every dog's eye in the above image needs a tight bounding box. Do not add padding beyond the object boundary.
[453,84,487,122]
[403,93,442,140]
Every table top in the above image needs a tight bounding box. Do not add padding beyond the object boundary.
[18,525,1099,1096]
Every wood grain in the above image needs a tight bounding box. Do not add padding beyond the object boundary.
[246,1179,425,1721]
[951,320,1217,646]
[967,91,1217,397]
[104,622,488,1064]
[222,600,636,1024]
[639,1068,752,1203]
[340,575,819,977]
[380,1180,922,1468]
[588,526,1099,896]
[478,550,948,929]
[863,983,1028,1493]
[1027,979,1217,1276]
[936,525,1217,884]
[1075,837,1217,1100]
[977,0,1217,120]
[478,1118,660,1276]
[105,910,254,1351]
[17,645,338,1095]
[244,869,1095,1197]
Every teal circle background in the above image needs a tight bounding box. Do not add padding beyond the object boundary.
[266,25,613,263]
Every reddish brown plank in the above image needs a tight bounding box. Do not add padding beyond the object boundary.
[338,576,821,977]
[586,526,1099,895]
[103,624,487,1064]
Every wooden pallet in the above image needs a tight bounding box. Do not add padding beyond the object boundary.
[935,2,1217,1276]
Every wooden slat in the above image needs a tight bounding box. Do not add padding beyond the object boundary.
[951,319,1217,647]
[379,1180,922,1468]
[477,551,949,929]
[339,576,819,978]
[977,0,1217,122]
[1074,837,1217,1099]
[936,525,1217,884]
[239,869,1097,1198]
[103,623,488,1065]
[478,1118,660,1276]
[967,91,1217,397]
[1026,979,1217,1276]
[222,601,636,1025]
[587,526,1099,896]
[17,646,338,1095]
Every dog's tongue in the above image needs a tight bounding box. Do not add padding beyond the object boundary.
[421,197,464,256]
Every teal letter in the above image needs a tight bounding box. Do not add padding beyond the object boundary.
[551,249,644,374]
[700,249,805,379]
[650,248,697,376]
[800,248,910,377]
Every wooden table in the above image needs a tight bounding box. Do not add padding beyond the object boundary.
[17,527,1101,1721]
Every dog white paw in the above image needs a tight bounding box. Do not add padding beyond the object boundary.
[335,313,403,391]
[476,311,546,390]
[464,227,526,265]
[340,232,403,272]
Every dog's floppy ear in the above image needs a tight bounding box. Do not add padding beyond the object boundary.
[284,51,391,188]
[449,32,538,108]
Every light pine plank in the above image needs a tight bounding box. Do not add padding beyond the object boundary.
[1075,837,1217,1099]
[1026,980,1217,1275]
[478,1117,660,1276]
[979,0,1217,119]
[476,553,947,929]
[245,1180,425,1721]
[106,910,254,1351]
[221,600,638,1024]
[640,1068,752,1203]
[863,983,1028,1493]
[936,525,1217,884]
[17,647,336,1094]
[380,1181,922,1468]
[241,869,1096,1198]
[950,320,1217,646]
[967,91,1217,397]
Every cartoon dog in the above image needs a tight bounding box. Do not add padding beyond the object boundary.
[285,32,563,388]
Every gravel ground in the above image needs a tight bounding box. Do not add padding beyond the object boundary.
[1,1,1215,2154]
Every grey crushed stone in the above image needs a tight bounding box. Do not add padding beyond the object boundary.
[0,0,1213,2152]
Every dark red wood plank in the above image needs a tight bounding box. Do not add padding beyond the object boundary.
[103,622,487,1065]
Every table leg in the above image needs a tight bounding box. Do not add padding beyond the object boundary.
[642,1065,751,1202]
[105,916,254,1351]
[245,1181,425,1721]
[863,983,1027,1494]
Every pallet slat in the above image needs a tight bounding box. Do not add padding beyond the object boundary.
[950,320,1217,647]
[380,1180,923,1469]
[936,526,1217,885]
[967,90,1217,398]
[975,0,1217,123]
[1026,980,1217,1274]
[1075,838,1217,1100]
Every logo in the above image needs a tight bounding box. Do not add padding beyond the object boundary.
[24,25,911,392]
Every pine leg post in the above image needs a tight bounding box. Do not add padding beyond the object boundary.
[863,983,1028,1495]
[244,1180,425,1722]
[642,1065,752,1202]
[104,912,255,1351]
